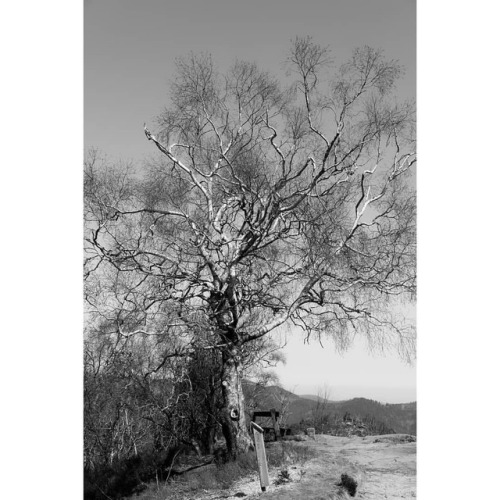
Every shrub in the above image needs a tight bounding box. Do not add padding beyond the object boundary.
[274,468,291,485]
[338,473,358,497]
[84,449,171,500]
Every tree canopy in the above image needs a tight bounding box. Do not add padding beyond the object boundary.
[84,37,416,457]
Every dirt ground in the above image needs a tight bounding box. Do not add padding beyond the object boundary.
[201,434,416,500]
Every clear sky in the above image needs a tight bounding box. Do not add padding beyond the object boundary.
[85,0,416,403]
[85,0,416,161]
[269,326,416,403]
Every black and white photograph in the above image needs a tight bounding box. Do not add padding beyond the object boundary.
[83,1,416,498]
[5,1,500,499]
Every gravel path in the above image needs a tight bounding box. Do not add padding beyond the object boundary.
[218,434,416,500]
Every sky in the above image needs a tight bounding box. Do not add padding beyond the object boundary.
[85,0,416,161]
[85,0,416,403]
[270,328,416,403]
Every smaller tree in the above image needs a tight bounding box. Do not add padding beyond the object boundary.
[311,386,333,433]
[271,386,293,431]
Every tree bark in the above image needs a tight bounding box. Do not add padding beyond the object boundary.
[220,347,253,458]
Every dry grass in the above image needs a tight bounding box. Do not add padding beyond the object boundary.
[135,441,316,500]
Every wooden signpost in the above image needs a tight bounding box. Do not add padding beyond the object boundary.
[251,421,270,492]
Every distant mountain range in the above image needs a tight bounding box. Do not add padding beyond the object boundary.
[299,394,345,403]
[243,382,416,435]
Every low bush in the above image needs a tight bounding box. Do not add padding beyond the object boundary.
[338,473,358,497]
[274,468,291,485]
[84,449,170,500]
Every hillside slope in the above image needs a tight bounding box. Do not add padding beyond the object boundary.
[243,382,416,435]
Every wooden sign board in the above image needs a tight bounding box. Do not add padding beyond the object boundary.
[251,421,270,491]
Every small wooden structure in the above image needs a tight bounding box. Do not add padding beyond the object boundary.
[251,409,281,441]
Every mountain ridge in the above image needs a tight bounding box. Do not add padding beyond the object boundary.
[298,394,416,405]
[243,382,417,435]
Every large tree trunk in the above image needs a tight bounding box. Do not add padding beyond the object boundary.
[220,347,253,459]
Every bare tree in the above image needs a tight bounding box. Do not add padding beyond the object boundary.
[85,37,416,458]
[312,385,333,433]
[271,386,293,431]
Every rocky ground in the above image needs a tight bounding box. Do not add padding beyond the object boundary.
[193,434,416,500]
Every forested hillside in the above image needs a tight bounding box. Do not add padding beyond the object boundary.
[243,382,416,435]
